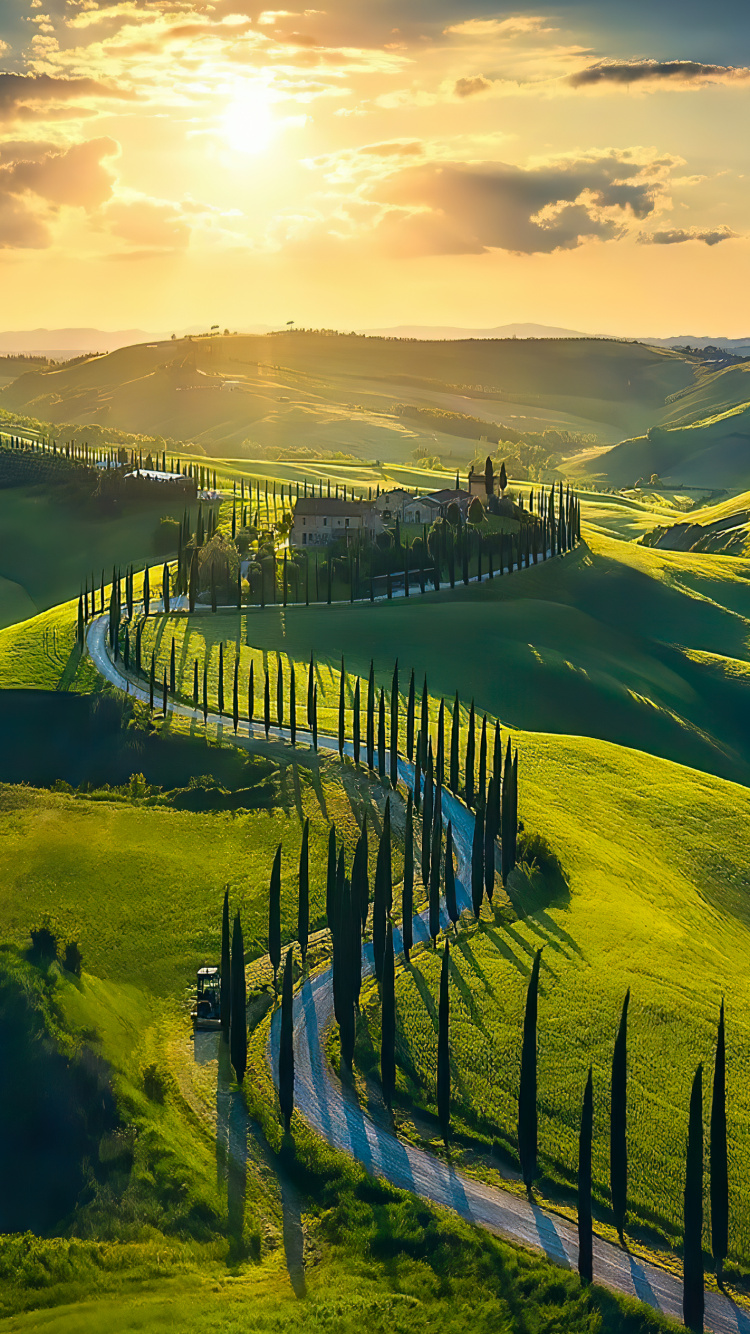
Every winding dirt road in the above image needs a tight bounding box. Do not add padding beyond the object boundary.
[87,613,750,1334]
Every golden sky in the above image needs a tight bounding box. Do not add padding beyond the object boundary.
[0,0,747,334]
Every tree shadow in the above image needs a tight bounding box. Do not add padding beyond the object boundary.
[452,934,497,998]
[447,952,489,1034]
[481,924,530,977]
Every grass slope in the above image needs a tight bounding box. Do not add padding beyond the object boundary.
[0,333,694,459]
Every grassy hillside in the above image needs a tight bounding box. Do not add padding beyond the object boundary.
[601,401,750,490]
[0,333,694,461]
[661,361,750,428]
[132,517,750,786]
[352,732,750,1267]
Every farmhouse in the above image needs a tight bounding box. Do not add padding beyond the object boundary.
[374,488,411,520]
[291,496,384,547]
[403,488,470,523]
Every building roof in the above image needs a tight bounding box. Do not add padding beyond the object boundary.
[124,469,187,482]
[412,488,468,505]
[294,496,376,517]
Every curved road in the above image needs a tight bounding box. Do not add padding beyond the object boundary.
[87,613,749,1334]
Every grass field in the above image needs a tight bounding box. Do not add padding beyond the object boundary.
[134,515,750,786]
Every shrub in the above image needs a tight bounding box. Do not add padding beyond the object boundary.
[153,516,180,554]
[29,922,58,964]
[63,941,83,977]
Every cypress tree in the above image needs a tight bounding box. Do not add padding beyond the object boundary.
[279,948,294,1132]
[354,813,369,931]
[501,738,513,885]
[378,687,386,780]
[373,798,392,981]
[162,561,170,614]
[202,659,208,722]
[248,661,254,723]
[217,641,225,714]
[307,650,314,726]
[518,947,542,1192]
[684,1065,705,1332]
[312,682,318,750]
[444,821,458,930]
[298,818,309,965]
[326,824,337,933]
[289,662,296,744]
[162,669,168,716]
[402,792,414,961]
[230,911,247,1083]
[390,660,399,788]
[436,697,445,788]
[269,843,282,988]
[77,596,84,647]
[168,636,175,694]
[135,619,143,674]
[338,656,346,756]
[610,988,630,1241]
[578,1067,594,1284]
[367,660,375,770]
[492,720,502,829]
[233,657,239,734]
[511,747,519,870]
[276,653,284,728]
[450,693,460,793]
[710,1000,728,1283]
[471,800,484,918]
[220,887,231,1039]
[406,669,415,762]
[484,776,497,901]
[381,921,396,1110]
[149,651,155,710]
[429,784,442,945]
[465,699,476,806]
[264,667,271,738]
[419,675,429,768]
[353,676,361,765]
[143,564,150,616]
[437,941,450,1141]
[478,714,487,802]
[422,739,434,887]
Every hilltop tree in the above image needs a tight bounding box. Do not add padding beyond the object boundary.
[220,887,231,1040]
[499,461,507,495]
[402,792,414,962]
[269,844,282,988]
[230,911,247,1083]
[711,1001,728,1283]
[610,989,630,1241]
[578,1067,594,1284]
[279,948,295,1132]
[684,1065,705,1332]
[298,819,309,966]
[437,941,450,1141]
[381,922,396,1110]
[484,455,495,496]
[444,821,458,931]
[518,948,542,1192]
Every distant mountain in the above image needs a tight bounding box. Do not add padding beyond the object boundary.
[0,325,273,358]
[358,322,586,340]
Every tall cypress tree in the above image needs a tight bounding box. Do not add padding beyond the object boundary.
[402,792,414,962]
[298,819,309,966]
[436,697,445,788]
[353,676,361,765]
[421,739,434,887]
[419,675,429,768]
[610,988,630,1241]
[390,660,399,789]
[143,564,150,617]
[367,660,375,770]
[484,776,497,901]
[202,659,208,722]
[684,1064,705,1333]
[162,561,170,615]
[381,921,396,1110]
[492,720,502,829]
[326,824,337,933]
[478,714,487,801]
[290,662,296,744]
[220,887,231,1039]
[338,656,346,756]
[471,800,484,918]
[307,650,314,727]
[149,651,155,710]
[230,911,247,1083]
[710,1000,728,1283]
[264,667,271,738]
[373,799,392,982]
[501,737,513,885]
[232,657,239,733]
[518,947,542,1191]
[355,813,369,931]
[217,642,225,714]
[406,669,415,762]
[378,688,386,779]
[276,653,284,728]
[450,693,460,793]
[269,844,282,988]
[437,941,450,1141]
[312,682,318,751]
[578,1067,594,1284]
[279,948,294,1132]
[465,699,476,806]
[429,784,442,945]
[444,821,458,931]
[247,661,254,724]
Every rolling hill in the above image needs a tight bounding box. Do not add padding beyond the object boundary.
[0,332,695,463]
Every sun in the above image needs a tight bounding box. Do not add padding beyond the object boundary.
[222,85,275,155]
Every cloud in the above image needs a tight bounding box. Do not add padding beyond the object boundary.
[444,16,553,39]
[0,194,50,248]
[0,72,133,122]
[103,196,190,248]
[3,138,119,209]
[454,75,492,98]
[637,225,741,247]
[367,152,675,256]
[569,60,750,90]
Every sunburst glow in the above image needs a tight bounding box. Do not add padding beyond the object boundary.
[222,85,275,155]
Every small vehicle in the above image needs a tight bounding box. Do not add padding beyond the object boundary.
[191,965,222,1030]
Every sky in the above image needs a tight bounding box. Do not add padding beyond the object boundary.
[0,0,747,335]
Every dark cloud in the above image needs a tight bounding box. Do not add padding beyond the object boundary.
[638,226,740,246]
[454,75,492,97]
[370,155,668,256]
[569,59,750,88]
[0,72,134,122]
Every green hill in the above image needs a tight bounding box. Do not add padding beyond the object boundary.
[601,401,750,489]
[0,333,694,462]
